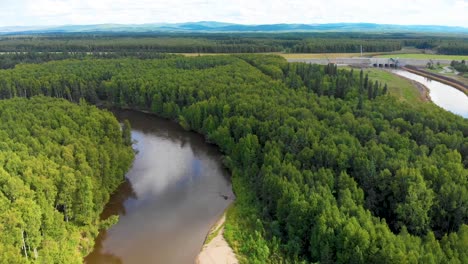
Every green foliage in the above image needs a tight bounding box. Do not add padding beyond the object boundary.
[451,60,468,73]
[438,42,468,55]
[0,51,177,69]
[291,38,401,53]
[1,32,465,56]
[0,55,467,263]
[122,119,132,146]
[0,97,134,262]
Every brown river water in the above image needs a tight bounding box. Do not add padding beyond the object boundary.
[85,109,233,264]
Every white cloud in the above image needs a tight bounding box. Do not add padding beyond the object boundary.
[0,0,466,27]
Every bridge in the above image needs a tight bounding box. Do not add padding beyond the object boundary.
[287,57,454,68]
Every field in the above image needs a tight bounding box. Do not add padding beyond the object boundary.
[375,53,468,60]
[279,53,376,59]
[362,68,428,104]
[179,53,226,57]
[180,53,377,59]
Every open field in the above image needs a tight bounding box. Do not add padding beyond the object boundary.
[179,53,378,59]
[362,68,428,104]
[180,53,231,57]
[375,53,468,60]
[279,53,377,59]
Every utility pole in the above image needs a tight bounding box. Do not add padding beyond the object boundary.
[360,45,363,57]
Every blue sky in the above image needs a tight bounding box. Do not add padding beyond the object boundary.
[0,0,467,27]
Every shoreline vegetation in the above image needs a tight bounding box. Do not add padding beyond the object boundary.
[395,73,431,103]
[106,106,241,263]
[383,69,431,103]
[196,205,238,264]
[403,66,468,95]
[360,68,429,104]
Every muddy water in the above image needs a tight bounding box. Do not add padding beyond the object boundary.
[85,109,233,264]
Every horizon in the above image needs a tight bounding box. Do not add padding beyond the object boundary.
[2,21,468,29]
[1,0,467,28]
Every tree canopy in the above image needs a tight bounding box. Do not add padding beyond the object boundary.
[0,54,467,263]
[0,97,134,263]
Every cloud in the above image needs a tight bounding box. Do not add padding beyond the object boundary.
[0,0,466,27]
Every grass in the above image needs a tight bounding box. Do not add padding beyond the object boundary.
[375,54,468,60]
[279,53,377,59]
[204,221,224,245]
[179,53,228,57]
[425,66,455,75]
[179,52,378,59]
[425,67,468,86]
[363,68,427,104]
[203,203,234,246]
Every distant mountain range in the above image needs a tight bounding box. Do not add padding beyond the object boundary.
[1,22,467,34]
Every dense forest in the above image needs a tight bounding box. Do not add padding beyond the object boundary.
[0,55,466,263]
[290,39,401,53]
[0,32,466,54]
[0,97,134,263]
[0,52,176,69]
[436,41,468,55]
[0,52,89,69]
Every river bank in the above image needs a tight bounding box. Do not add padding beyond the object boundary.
[403,66,468,95]
[120,107,240,264]
[390,69,468,118]
[384,69,431,102]
[196,205,238,264]
[85,109,234,264]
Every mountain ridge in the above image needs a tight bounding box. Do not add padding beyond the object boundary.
[1,21,467,34]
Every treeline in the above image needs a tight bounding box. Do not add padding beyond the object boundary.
[290,39,401,53]
[402,39,440,49]
[0,55,467,263]
[0,52,177,69]
[0,36,401,53]
[401,39,468,55]
[1,33,465,54]
[0,97,134,263]
[0,36,283,53]
[438,41,468,55]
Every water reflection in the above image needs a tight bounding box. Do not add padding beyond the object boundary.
[391,70,468,118]
[85,110,233,264]
[130,131,195,198]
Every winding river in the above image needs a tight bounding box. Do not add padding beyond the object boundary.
[391,69,468,118]
[85,110,233,264]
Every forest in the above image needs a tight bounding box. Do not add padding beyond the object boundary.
[0,32,466,54]
[0,52,176,70]
[290,39,401,53]
[436,42,468,55]
[0,97,134,263]
[0,55,466,263]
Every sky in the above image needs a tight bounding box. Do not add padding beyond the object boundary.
[0,0,467,27]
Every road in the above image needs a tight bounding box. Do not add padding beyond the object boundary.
[286,57,454,67]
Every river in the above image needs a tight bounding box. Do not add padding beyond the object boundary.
[85,109,234,264]
[391,69,468,118]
